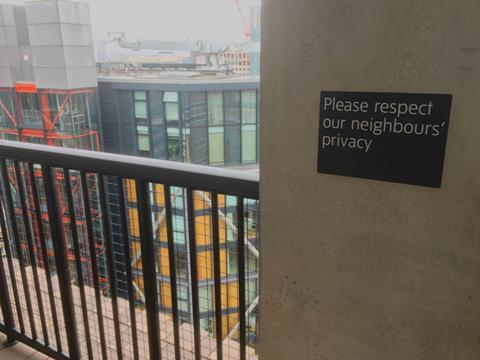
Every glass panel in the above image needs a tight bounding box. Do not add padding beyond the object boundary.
[134,91,147,100]
[165,103,179,122]
[242,124,256,163]
[182,92,208,164]
[208,91,224,126]
[209,126,224,165]
[168,128,181,161]
[137,134,150,152]
[199,286,213,313]
[163,91,179,102]
[134,101,147,119]
[225,125,241,165]
[182,91,207,127]
[178,285,189,312]
[224,90,240,124]
[242,90,257,124]
[149,91,167,159]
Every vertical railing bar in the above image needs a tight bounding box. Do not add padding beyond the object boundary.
[164,185,181,360]
[237,197,246,360]
[28,162,63,352]
[1,159,37,338]
[211,193,223,360]
[63,170,94,360]
[41,164,80,358]
[0,160,25,334]
[14,161,49,344]
[186,188,201,360]
[80,171,108,360]
[116,176,140,360]
[0,207,15,342]
[97,175,124,360]
[135,179,162,360]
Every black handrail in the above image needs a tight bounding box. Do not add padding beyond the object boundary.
[0,140,259,199]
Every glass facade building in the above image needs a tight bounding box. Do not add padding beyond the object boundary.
[98,76,260,349]
[98,78,260,166]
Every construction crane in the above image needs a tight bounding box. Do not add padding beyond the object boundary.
[233,0,251,41]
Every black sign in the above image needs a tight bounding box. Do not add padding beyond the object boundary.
[317,91,452,187]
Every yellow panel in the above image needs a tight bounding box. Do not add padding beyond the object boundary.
[227,313,239,337]
[194,191,208,210]
[227,281,239,308]
[161,282,172,309]
[221,283,229,308]
[155,183,165,206]
[160,247,170,277]
[195,215,211,245]
[197,251,213,279]
[130,241,142,270]
[159,219,168,243]
[126,178,137,202]
[220,249,227,277]
[218,194,226,208]
[128,207,140,238]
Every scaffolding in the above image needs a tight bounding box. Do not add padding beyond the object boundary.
[0,85,109,291]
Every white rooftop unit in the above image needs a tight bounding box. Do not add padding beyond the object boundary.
[0,4,20,87]
[26,0,97,89]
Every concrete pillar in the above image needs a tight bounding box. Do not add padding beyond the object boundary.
[259,1,480,359]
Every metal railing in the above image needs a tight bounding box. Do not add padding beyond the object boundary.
[0,140,259,360]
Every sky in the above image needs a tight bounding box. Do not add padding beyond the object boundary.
[3,0,260,42]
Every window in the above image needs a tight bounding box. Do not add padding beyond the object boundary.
[238,90,257,163]
[208,91,223,126]
[209,127,224,165]
[224,91,240,124]
[241,90,257,124]
[242,125,256,163]
[134,102,147,119]
[164,91,179,125]
[208,92,225,165]
[178,285,189,313]
[164,92,181,160]
[182,92,208,164]
[163,92,178,102]
[167,127,181,161]
[228,250,238,275]
[165,103,179,122]
[136,125,150,152]
[134,91,150,155]
[199,285,213,313]
[224,91,241,165]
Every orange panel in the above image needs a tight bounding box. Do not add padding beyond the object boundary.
[16,83,37,93]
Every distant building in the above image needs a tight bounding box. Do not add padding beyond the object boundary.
[249,6,261,76]
[218,46,252,75]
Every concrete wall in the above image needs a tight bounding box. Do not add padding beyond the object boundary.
[259,1,480,359]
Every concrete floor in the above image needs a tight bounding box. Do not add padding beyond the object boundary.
[0,332,52,360]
